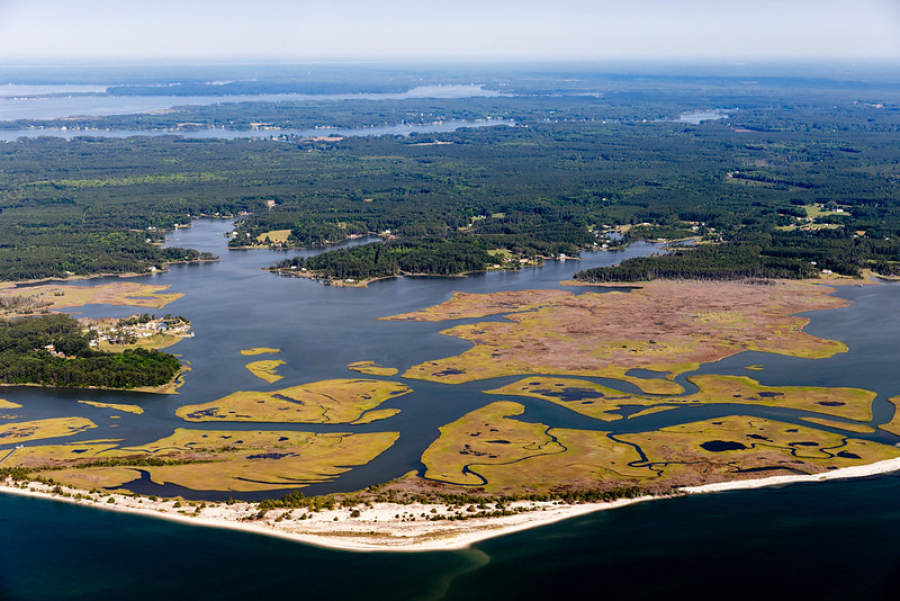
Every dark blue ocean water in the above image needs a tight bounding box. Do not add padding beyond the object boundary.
[3,474,900,601]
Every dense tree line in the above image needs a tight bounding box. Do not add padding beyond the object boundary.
[277,238,495,280]
[0,314,182,388]
[575,229,900,282]
[0,76,899,282]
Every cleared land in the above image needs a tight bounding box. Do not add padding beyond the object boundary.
[487,375,876,424]
[87,316,193,352]
[256,229,292,244]
[389,281,847,391]
[176,379,411,424]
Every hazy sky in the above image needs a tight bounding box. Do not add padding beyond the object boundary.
[1,0,898,62]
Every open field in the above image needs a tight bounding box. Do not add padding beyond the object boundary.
[256,229,293,244]
[85,316,193,353]
[176,378,411,424]
[392,281,848,389]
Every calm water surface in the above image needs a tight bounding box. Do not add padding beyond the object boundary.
[3,475,900,600]
[0,84,501,121]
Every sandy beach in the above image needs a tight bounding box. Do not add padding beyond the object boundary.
[5,456,900,552]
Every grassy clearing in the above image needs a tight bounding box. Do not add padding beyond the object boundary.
[245,360,286,383]
[176,379,411,424]
[77,400,144,415]
[256,229,292,244]
[96,333,185,352]
[804,204,851,219]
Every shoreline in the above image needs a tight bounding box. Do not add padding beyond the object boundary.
[5,457,900,553]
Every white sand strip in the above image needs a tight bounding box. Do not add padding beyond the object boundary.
[680,456,900,495]
[4,456,900,553]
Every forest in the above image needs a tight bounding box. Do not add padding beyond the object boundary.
[0,314,182,388]
[1,73,899,283]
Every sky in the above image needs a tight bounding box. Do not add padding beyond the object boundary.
[0,0,898,62]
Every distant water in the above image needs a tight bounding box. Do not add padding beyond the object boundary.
[0,119,515,141]
[655,110,729,125]
[676,110,729,124]
[0,83,109,98]
[0,84,501,121]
